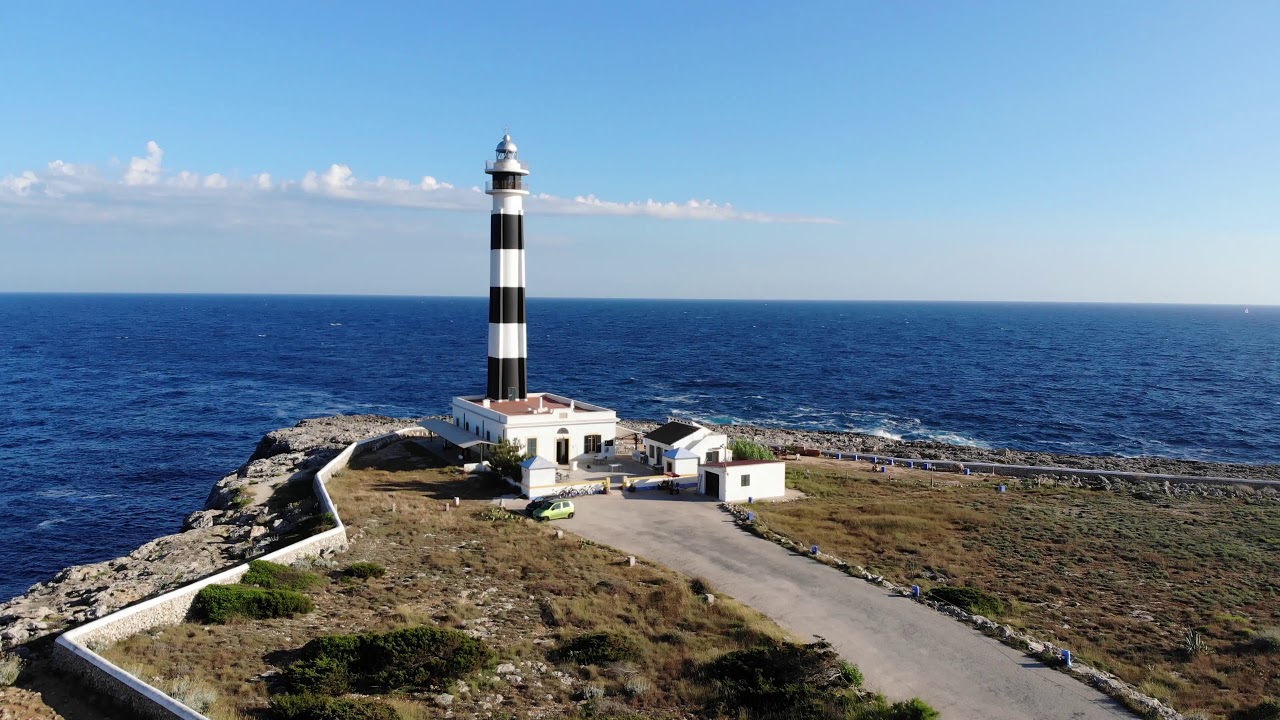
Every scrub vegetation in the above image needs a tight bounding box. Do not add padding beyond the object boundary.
[103,440,931,720]
[749,456,1280,718]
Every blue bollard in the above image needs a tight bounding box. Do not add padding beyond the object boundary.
[1062,649,1072,668]
[908,461,914,468]
[998,484,1007,493]
[964,468,971,476]
[836,453,842,460]
[872,456,878,463]
[924,463,930,470]
[747,511,755,522]
[810,545,819,555]
[911,584,921,598]
[748,496,754,504]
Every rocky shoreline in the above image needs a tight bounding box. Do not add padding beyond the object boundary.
[0,415,415,654]
[625,419,1280,482]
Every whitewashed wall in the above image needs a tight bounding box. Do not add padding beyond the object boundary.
[52,426,428,720]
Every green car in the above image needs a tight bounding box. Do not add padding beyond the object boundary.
[531,499,575,521]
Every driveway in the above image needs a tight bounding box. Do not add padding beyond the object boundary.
[559,492,1132,720]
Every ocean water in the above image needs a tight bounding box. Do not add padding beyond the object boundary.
[1,294,1277,601]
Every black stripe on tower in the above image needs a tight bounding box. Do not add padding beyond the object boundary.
[486,357,527,401]
[488,287,526,323]
[490,214,524,250]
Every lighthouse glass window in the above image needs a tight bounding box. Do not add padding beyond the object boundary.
[584,434,602,454]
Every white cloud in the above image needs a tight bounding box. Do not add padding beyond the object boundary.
[0,140,836,226]
[122,140,164,186]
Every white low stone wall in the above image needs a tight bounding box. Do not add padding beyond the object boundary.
[53,426,427,720]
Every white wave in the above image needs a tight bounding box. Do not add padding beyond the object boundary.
[37,517,67,529]
[868,428,905,441]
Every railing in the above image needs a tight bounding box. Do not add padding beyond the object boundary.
[484,180,530,193]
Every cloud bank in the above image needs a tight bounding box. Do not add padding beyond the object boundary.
[0,141,835,227]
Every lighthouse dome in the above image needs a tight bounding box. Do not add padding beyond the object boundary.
[496,134,518,154]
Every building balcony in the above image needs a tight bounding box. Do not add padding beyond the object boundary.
[485,180,530,194]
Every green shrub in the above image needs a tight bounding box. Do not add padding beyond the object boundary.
[925,586,1006,617]
[488,438,532,481]
[729,439,775,461]
[1252,626,1280,653]
[1231,698,1280,720]
[191,584,314,623]
[269,693,398,720]
[342,562,387,580]
[285,625,493,694]
[703,640,857,717]
[552,631,642,665]
[840,661,865,688]
[690,577,714,596]
[243,560,322,591]
[853,697,942,720]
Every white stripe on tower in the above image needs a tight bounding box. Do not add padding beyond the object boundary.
[484,133,530,401]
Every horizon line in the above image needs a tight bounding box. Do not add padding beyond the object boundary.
[0,291,1272,308]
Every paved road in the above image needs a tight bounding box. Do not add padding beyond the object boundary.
[559,492,1133,720]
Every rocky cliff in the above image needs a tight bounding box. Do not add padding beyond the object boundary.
[0,415,415,653]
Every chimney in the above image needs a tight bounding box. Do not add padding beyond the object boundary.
[482,398,491,409]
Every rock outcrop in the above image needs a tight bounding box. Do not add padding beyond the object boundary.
[0,415,415,651]
[626,419,1280,482]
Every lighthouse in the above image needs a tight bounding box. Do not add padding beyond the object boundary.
[485,133,530,401]
[434,133,619,493]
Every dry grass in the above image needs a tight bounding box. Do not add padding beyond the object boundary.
[103,440,804,719]
[751,457,1280,718]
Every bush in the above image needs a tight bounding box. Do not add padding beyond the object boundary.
[729,439,775,461]
[285,625,493,694]
[1252,626,1280,653]
[1231,698,1280,720]
[703,640,857,717]
[552,631,642,665]
[488,438,531,481]
[853,697,942,720]
[925,586,1006,617]
[342,562,387,580]
[0,653,22,686]
[689,576,714,596]
[163,676,218,712]
[191,584,314,623]
[840,661,864,688]
[270,694,398,720]
[243,560,322,591]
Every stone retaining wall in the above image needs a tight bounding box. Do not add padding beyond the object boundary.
[52,425,427,720]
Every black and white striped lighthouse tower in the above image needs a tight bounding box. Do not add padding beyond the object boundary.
[484,133,530,401]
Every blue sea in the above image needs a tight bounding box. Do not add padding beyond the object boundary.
[1,294,1277,601]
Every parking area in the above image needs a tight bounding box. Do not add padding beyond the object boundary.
[555,491,1132,720]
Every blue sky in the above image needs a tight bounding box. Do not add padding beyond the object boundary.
[1,2,1276,302]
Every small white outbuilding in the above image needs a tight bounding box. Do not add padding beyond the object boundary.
[700,460,787,503]
[662,446,700,476]
[520,455,558,498]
